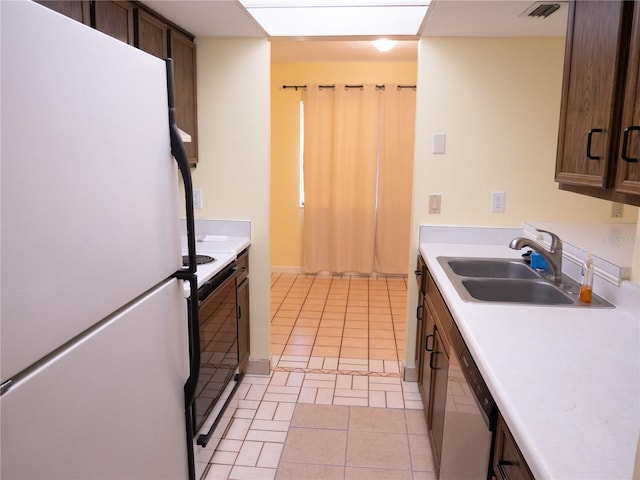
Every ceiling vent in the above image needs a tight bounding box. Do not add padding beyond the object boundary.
[519,2,562,19]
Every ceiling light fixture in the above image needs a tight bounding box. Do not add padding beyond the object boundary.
[373,39,397,52]
[238,1,430,37]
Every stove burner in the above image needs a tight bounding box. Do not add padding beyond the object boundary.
[182,254,216,266]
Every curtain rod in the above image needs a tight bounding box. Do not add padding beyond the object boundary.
[282,84,416,91]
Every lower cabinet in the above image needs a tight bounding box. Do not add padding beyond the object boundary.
[416,255,453,477]
[426,325,449,474]
[493,414,535,480]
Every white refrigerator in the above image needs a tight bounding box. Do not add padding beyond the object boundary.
[1,2,198,478]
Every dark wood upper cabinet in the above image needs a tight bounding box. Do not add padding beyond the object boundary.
[135,8,167,59]
[615,3,640,196]
[38,0,199,166]
[36,1,91,24]
[93,0,135,46]
[556,1,640,206]
[168,28,198,166]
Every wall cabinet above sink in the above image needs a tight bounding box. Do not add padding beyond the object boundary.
[556,0,640,206]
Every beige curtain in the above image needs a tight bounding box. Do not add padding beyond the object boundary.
[302,84,414,274]
[374,86,416,273]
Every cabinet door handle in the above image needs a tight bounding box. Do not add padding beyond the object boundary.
[621,126,640,163]
[586,128,603,160]
[429,350,438,370]
[496,460,514,480]
[416,305,424,321]
[425,333,434,352]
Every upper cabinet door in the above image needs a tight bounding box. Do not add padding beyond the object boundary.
[555,1,630,188]
[168,28,198,166]
[135,8,168,59]
[94,0,135,46]
[36,1,90,24]
[616,4,640,195]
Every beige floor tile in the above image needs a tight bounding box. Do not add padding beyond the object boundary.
[405,409,428,434]
[270,334,289,345]
[343,328,368,338]
[370,329,395,339]
[342,337,368,348]
[312,345,341,357]
[291,326,318,336]
[345,466,412,480]
[280,427,347,465]
[315,336,342,347]
[318,321,345,331]
[288,335,315,346]
[317,327,344,337]
[348,406,406,433]
[344,320,368,330]
[369,348,398,360]
[346,431,410,470]
[276,463,344,480]
[271,326,293,335]
[282,344,312,356]
[369,338,397,349]
[409,434,435,471]
[290,404,349,429]
[340,347,368,359]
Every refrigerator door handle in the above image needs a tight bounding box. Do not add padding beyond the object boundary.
[166,59,197,278]
[166,58,199,480]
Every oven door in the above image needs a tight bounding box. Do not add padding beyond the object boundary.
[192,265,238,432]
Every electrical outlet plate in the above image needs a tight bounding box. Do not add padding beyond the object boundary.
[611,202,623,217]
[491,191,505,213]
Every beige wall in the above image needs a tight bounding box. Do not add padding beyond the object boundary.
[271,61,418,270]
[193,37,271,365]
[406,36,639,369]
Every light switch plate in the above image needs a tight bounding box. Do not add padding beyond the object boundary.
[432,133,446,154]
[193,189,203,209]
[429,194,441,214]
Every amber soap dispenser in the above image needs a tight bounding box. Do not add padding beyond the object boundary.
[579,252,594,304]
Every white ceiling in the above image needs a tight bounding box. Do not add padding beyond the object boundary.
[142,0,568,62]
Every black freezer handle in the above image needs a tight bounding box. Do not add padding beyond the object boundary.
[166,58,198,480]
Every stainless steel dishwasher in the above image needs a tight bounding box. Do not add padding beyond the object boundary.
[439,321,497,480]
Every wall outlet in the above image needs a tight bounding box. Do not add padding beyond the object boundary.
[193,189,203,209]
[429,194,441,214]
[491,191,505,213]
[611,202,624,217]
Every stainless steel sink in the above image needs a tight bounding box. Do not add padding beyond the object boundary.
[437,256,613,308]
[446,258,539,279]
[461,279,574,305]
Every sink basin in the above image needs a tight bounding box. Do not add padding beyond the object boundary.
[446,258,539,279]
[436,256,614,308]
[461,279,574,305]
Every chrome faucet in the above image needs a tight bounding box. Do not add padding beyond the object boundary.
[509,229,563,284]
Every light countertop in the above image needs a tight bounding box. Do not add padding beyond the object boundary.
[419,241,639,480]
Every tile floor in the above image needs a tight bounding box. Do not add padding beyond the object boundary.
[202,273,436,480]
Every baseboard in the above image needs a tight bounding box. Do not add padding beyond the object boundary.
[403,365,418,382]
[245,358,271,376]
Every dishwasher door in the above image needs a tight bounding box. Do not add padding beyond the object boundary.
[440,324,496,480]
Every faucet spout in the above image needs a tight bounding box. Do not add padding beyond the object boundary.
[509,229,563,284]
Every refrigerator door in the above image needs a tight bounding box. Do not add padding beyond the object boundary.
[0,279,190,480]
[1,1,182,382]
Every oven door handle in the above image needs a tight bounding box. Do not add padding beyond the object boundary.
[198,266,238,306]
